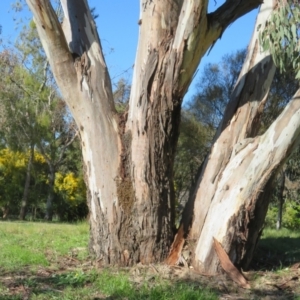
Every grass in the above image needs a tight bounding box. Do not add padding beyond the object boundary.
[0,221,217,300]
[252,227,300,270]
[1,221,300,299]
[0,221,89,270]
[94,270,216,300]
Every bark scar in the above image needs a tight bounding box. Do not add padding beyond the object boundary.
[74,51,92,99]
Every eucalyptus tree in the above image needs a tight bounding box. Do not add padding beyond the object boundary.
[168,0,300,273]
[25,0,264,267]
[25,0,300,274]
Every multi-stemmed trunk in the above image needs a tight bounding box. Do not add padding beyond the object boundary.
[26,0,300,272]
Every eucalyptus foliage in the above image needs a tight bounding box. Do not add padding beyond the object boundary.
[260,0,300,78]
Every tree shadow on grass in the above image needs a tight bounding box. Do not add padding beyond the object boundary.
[0,264,299,300]
[0,269,219,300]
[251,236,300,271]
[0,268,92,300]
[101,278,298,300]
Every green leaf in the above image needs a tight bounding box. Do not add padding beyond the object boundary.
[295,69,300,79]
[291,23,297,42]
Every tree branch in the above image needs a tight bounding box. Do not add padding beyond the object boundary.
[26,0,78,106]
[54,129,78,168]
[209,0,263,38]
[173,0,262,96]
[39,61,49,92]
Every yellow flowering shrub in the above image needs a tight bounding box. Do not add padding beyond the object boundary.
[55,172,86,204]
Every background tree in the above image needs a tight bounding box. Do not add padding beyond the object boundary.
[37,100,78,221]
[0,149,26,218]
[173,111,210,218]
[189,49,247,130]
[0,19,86,221]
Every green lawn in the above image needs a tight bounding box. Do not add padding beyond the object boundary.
[0,221,89,270]
[0,221,217,300]
[252,227,300,270]
[1,221,299,299]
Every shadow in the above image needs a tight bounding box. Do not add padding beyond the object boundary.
[1,266,299,300]
[98,277,298,300]
[251,236,300,271]
[0,268,93,299]
[0,268,219,300]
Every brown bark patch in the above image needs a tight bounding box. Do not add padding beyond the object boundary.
[213,237,250,289]
[117,112,134,213]
[165,224,185,265]
[116,178,135,214]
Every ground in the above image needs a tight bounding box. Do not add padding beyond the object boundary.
[0,222,299,299]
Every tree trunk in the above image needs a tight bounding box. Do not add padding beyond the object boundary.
[33,206,37,220]
[168,0,300,274]
[191,1,279,273]
[45,164,55,221]
[276,170,285,230]
[196,86,300,273]
[26,0,263,265]
[168,0,277,271]
[2,205,9,219]
[19,144,34,220]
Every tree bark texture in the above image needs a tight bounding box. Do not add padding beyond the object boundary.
[27,0,264,266]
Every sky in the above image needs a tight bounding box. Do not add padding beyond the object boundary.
[1,1,259,102]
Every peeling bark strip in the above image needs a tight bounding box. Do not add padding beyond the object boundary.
[213,238,250,289]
